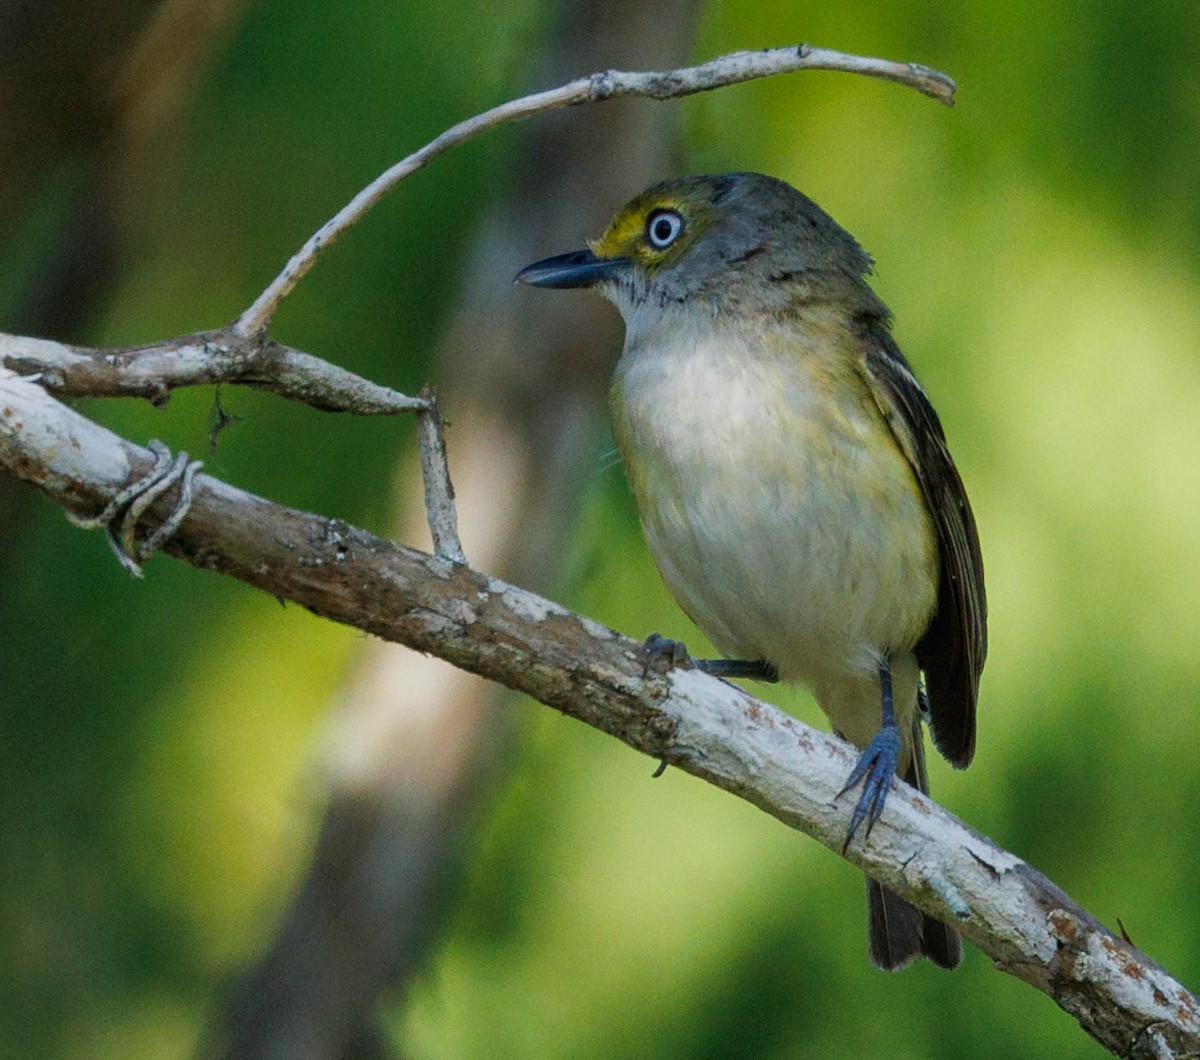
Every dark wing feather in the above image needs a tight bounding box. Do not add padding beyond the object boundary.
[859,329,986,767]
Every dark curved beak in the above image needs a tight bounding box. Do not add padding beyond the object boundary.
[515,249,629,289]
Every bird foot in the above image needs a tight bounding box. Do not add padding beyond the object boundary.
[67,439,203,577]
[641,633,694,677]
[837,724,902,852]
[640,635,779,683]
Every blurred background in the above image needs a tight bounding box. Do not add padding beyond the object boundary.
[3,1,1199,1057]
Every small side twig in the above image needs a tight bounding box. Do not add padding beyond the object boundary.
[233,43,956,336]
[0,329,424,415]
[415,385,465,563]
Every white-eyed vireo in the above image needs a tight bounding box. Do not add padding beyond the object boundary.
[517,172,986,970]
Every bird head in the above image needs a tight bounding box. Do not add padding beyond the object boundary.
[516,172,879,320]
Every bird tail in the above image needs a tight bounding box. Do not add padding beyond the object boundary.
[866,717,961,970]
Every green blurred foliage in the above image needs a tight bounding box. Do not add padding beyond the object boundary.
[3,0,1200,1057]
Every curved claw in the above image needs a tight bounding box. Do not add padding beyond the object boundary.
[838,724,902,852]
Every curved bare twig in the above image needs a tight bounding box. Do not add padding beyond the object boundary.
[233,44,956,336]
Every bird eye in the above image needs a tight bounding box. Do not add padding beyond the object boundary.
[645,209,684,250]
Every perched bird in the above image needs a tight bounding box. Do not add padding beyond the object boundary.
[517,172,985,970]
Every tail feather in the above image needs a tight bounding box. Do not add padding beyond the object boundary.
[868,878,961,970]
[865,717,962,970]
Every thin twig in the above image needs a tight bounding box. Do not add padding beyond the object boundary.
[233,44,956,336]
[1,368,1196,1059]
[414,385,465,563]
[0,329,425,414]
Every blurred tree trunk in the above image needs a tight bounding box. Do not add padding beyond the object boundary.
[209,1,701,1056]
[0,0,249,568]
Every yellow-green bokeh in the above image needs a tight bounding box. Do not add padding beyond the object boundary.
[3,1,1198,1058]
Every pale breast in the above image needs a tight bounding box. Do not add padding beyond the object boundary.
[610,313,938,688]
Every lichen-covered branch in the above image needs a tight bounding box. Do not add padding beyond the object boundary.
[0,329,423,414]
[2,368,1195,1058]
[233,43,956,336]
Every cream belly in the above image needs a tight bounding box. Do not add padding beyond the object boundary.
[611,314,938,748]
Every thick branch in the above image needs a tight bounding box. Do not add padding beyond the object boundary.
[233,44,956,336]
[0,328,423,414]
[2,369,1196,1058]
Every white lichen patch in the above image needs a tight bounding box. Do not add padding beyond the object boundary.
[491,580,566,623]
[413,608,464,636]
[424,555,458,579]
[579,615,615,640]
[439,597,479,626]
[6,336,91,367]
[961,833,1022,876]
